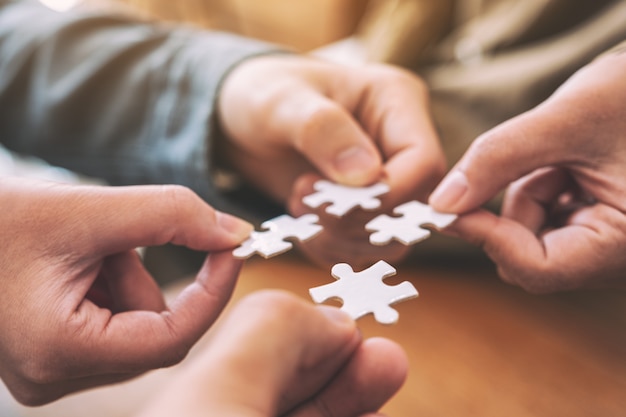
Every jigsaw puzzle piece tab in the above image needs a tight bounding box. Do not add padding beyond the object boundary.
[233,214,322,259]
[309,261,418,325]
[262,213,323,241]
[302,180,390,217]
[365,200,457,246]
[232,230,293,259]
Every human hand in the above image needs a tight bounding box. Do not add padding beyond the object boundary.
[429,51,626,293]
[136,290,408,417]
[218,55,445,266]
[0,178,252,405]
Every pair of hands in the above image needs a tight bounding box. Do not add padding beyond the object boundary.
[218,50,626,293]
[0,53,429,409]
[4,42,624,411]
[218,56,446,268]
[0,178,405,417]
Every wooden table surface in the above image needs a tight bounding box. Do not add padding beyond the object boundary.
[231,252,626,417]
[12,248,626,417]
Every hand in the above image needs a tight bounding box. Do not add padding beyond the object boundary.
[429,50,626,293]
[136,290,408,417]
[0,178,252,405]
[218,55,445,266]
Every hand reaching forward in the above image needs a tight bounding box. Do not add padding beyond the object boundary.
[218,55,445,266]
[136,291,408,417]
[0,178,252,405]
[429,50,626,293]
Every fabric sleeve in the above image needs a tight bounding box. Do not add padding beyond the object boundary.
[0,0,284,214]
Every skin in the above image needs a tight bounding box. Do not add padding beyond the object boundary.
[136,290,408,417]
[0,178,252,405]
[429,50,626,293]
[218,55,446,268]
[1,54,437,407]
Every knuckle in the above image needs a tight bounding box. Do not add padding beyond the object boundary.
[15,352,64,386]
[497,263,557,294]
[368,64,429,94]
[159,185,198,211]
[158,185,207,223]
[159,347,190,369]
[470,129,502,157]
[9,385,59,407]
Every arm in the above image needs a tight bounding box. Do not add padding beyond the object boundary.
[0,1,447,267]
[0,0,280,206]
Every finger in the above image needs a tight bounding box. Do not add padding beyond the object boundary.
[428,105,579,214]
[60,251,242,376]
[57,184,252,254]
[358,65,446,202]
[446,205,626,293]
[539,204,626,290]
[444,209,558,292]
[99,250,166,313]
[501,167,572,233]
[274,87,383,186]
[286,338,408,417]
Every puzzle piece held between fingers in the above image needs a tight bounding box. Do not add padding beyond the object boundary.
[302,180,390,217]
[233,214,322,259]
[309,260,418,325]
[365,200,457,246]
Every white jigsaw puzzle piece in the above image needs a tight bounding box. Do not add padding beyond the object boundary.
[365,200,457,246]
[233,214,322,259]
[232,230,293,259]
[309,260,418,325]
[302,180,390,217]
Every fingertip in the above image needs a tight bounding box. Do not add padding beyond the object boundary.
[429,170,469,213]
[216,211,253,241]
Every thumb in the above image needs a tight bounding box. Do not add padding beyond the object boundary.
[429,106,575,213]
[277,88,383,186]
[68,251,243,376]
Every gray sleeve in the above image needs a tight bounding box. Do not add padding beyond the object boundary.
[0,0,284,211]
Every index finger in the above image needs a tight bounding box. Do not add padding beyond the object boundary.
[448,205,626,293]
[356,66,446,203]
[56,184,252,254]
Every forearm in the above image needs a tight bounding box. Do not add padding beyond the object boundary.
[0,0,281,207]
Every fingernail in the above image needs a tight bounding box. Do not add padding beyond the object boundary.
[333,146,379,184]
[429,170,468,212]
[318,306,355,326]
[217,211,254,240]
